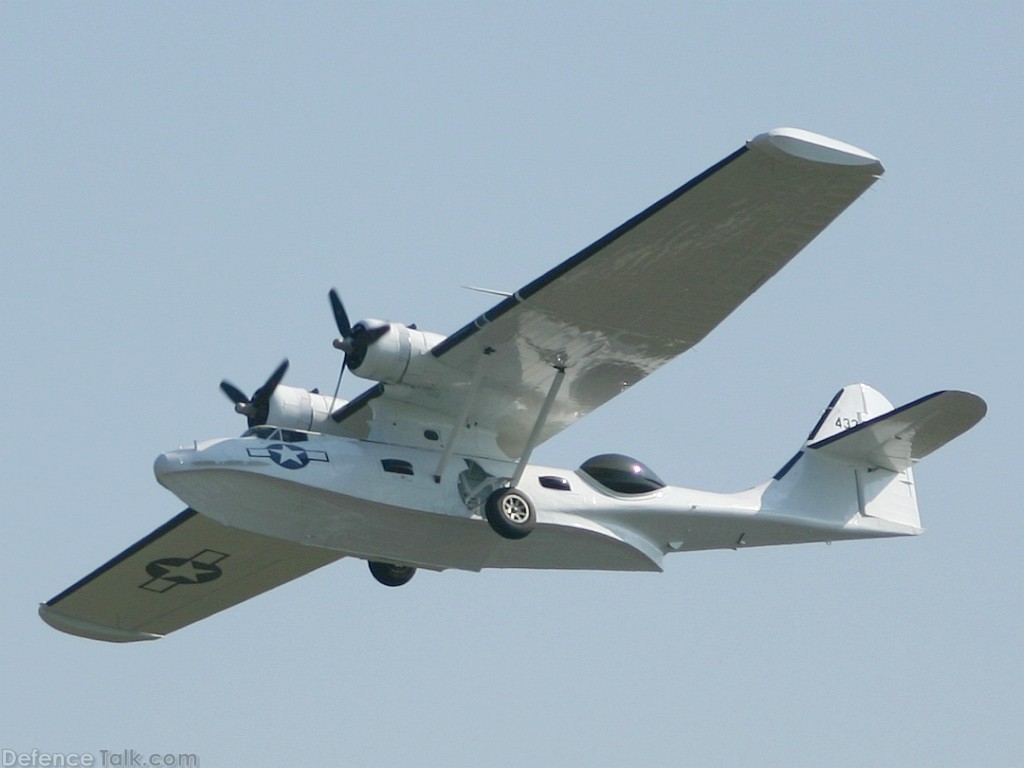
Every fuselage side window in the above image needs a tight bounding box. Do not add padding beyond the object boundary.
[381,459,414,476]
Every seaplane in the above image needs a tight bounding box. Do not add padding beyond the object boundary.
[39,128,986,642]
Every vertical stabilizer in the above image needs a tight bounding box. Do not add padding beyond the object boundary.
[806,383,895,443]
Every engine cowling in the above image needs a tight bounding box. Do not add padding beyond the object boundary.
[244,322,446,434]
[260,385,338,433]
[346,320,446,387]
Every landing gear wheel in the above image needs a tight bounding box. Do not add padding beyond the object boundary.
[368,560,416,587]
[485,487,536,540]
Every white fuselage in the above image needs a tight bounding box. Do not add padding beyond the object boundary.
[154,430,911,574]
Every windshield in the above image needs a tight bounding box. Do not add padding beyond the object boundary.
[241,426,310,443]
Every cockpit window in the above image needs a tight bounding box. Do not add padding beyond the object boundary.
[241,426,309,443]
[579,454,666,495]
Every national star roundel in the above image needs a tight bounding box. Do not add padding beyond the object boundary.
[247,443,330,470]
[268,443,312,469]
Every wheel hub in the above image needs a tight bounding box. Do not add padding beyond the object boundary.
[502,495,531,523]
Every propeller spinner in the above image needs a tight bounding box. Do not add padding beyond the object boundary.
[220,359,289,427]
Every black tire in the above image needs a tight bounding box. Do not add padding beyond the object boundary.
[368,560,416,587]
[485,487,536,539]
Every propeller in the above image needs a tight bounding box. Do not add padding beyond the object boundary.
[328,288,390,411]
[219,359,289,427]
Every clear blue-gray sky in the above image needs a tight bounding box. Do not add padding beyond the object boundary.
[2,3,1020,766]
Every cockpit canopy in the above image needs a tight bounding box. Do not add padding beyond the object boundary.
[242,426,311,443]
[578,453,666,495]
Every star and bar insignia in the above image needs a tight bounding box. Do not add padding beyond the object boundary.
[247,443,329,470]
[140,549,228,593]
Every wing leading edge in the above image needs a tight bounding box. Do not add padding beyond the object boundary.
[40,509,342,642]
[340,128,886,460]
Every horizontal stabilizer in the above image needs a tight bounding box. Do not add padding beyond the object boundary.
[808,390,986,471]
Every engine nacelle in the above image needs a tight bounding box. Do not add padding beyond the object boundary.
[347,320,447,387]
[261,385,339,433]
[247,322,447,435]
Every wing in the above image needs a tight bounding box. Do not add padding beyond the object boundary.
[39,509,342,642]
[335,128,884,461]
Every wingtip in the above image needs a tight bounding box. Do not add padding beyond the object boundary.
[38,604,163,643]
[749,127,884,172]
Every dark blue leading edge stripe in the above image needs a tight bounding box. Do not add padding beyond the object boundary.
[807,389,846,441]
[431,144,751,358]
[807,391,947,449]
[45,508,198,606]
[330,382,385,423]
[773,452,804,481]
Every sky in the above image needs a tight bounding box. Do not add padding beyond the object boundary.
[2,2,1021,766]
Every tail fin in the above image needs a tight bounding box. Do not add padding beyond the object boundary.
[805,383,899,444]
[766,384,986,533]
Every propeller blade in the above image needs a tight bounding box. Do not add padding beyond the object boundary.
[219,380,249,406]
[251,358,289,406]
[327,292,390,372]
[360,322,391,345]
[220,359,289,427]
[329,288,351,337]
[263,359,290,398]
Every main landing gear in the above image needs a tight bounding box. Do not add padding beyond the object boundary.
[368,560,416,587]
[485,487,536,540]
[481,365,563,541]
[437,362,564,543]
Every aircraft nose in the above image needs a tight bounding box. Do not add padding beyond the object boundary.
[153,449,189,484]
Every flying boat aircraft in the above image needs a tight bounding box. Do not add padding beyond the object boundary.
[40,128,986,642]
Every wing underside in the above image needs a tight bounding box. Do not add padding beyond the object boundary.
[40,509,342,642]
[336,128,885,460]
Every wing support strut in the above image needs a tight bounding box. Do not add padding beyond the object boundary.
[433,349,492,483]
[509,365,566,489]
